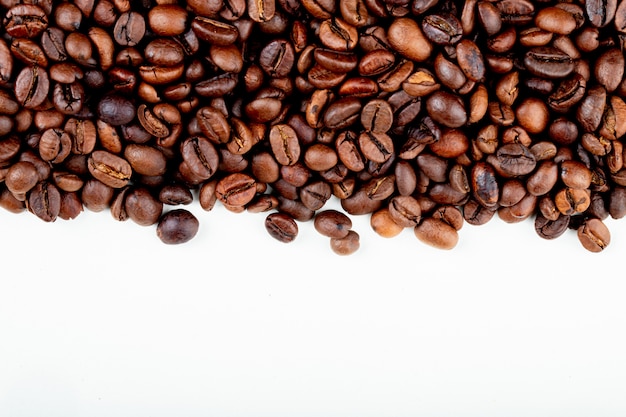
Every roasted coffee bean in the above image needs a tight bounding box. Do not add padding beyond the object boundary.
[14,66,49,109]
[27,181,60,222]
[156,209,199,244]
[414,216,458,250]
[259,39,295,78]
[97,94,135,126]
[113,11,145,46]
[264,212,298,243]
[495,143,537,177]
[125,187,163,226]
[314,209,352,238]
[4,4,48,39]
[426,91,467,128]
[180,136,220,180]
[329,230,360,255]
[215,173,256,206]
[577,218,610,252]
[422,13,463,45]
[269,124,300,166]
[322,97,361,130]
[586,0,617,28]
[524,47,574,79]
[361,99,393,133]
[388,17,432,62]
[534,213,570,240]
[87,150,132,188]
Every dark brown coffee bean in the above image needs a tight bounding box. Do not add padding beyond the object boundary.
[421,13,462,45]
[5,161,38,195]
[330,230,360,255]
[264,212,298,243]
[180,136,220,180]
[414,217,458,250]
[496,0,534,25]
[259,39,295,78]
[313,209,352,238]
[14,66,49,109]
[215,173,256,206]
[322,97,362,130]
[304,143,338,171]
[524,47,575,79]
[456,39,485,82]
[586,0,617,28]
[387,195,421,227]
[577,218,610,252]
[4,4,48,39]
[113,11,145,46]
[124,187,163,226]
[426,91,467,128]
[269,124,301,166]
[549,74,586,113]
[10,38,48,68]
[156,209,199,244]
[496,143,537,177]
[534,212,570,240]
[148,5,187,36]
[360,99,393,133]
[318,17,358,51]
[594,48,624,93]
[358,131,394,163]
[97,94,135,126]
[191,17,238,45]
[124,144,167,177]
[471,162,499,208]
[577,85,607,133]
[248,0,275,22]
[358,49,395,76]
[388,17,432,62]
[87,150,132,188]
[27,181,60,222]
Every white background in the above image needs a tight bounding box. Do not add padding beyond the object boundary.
[1,195,625,416]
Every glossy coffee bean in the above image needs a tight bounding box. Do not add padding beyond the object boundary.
[157,209,199,245]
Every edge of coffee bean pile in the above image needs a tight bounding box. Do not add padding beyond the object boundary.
[0,0,624,253]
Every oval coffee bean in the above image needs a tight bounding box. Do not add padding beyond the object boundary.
[87,150,132,188]
[157,209,199,245]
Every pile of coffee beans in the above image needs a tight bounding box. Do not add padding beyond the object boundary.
[0,0,625,253]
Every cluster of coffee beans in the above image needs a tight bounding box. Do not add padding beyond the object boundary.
[0,0,625,253]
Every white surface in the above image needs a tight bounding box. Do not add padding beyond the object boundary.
[1,197,626,416]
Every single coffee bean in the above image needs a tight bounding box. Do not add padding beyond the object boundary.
[264,212,298,243]
[329,230,360,255]
[14,66,49,109]
[97,94,135,126]
[586,0,617,28]
[87,150,132,188]
[577,218,611,252]
[157,209,199,245]
[524,47,574,79]
[495,143,537,177]
[388,17,432,62]
[215,173,256,206]
[27,181,61,222]
[414,217,458,250]
[426,91,467,128]
[113,11,145,46]
[180,136,220,180]
[269,124,301,166]
[124,187,163,226]
[148,5,188,36]
[534,213,570,240]
[421,13,463,45]
[4,4,48,39]
[313,209,352,238]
